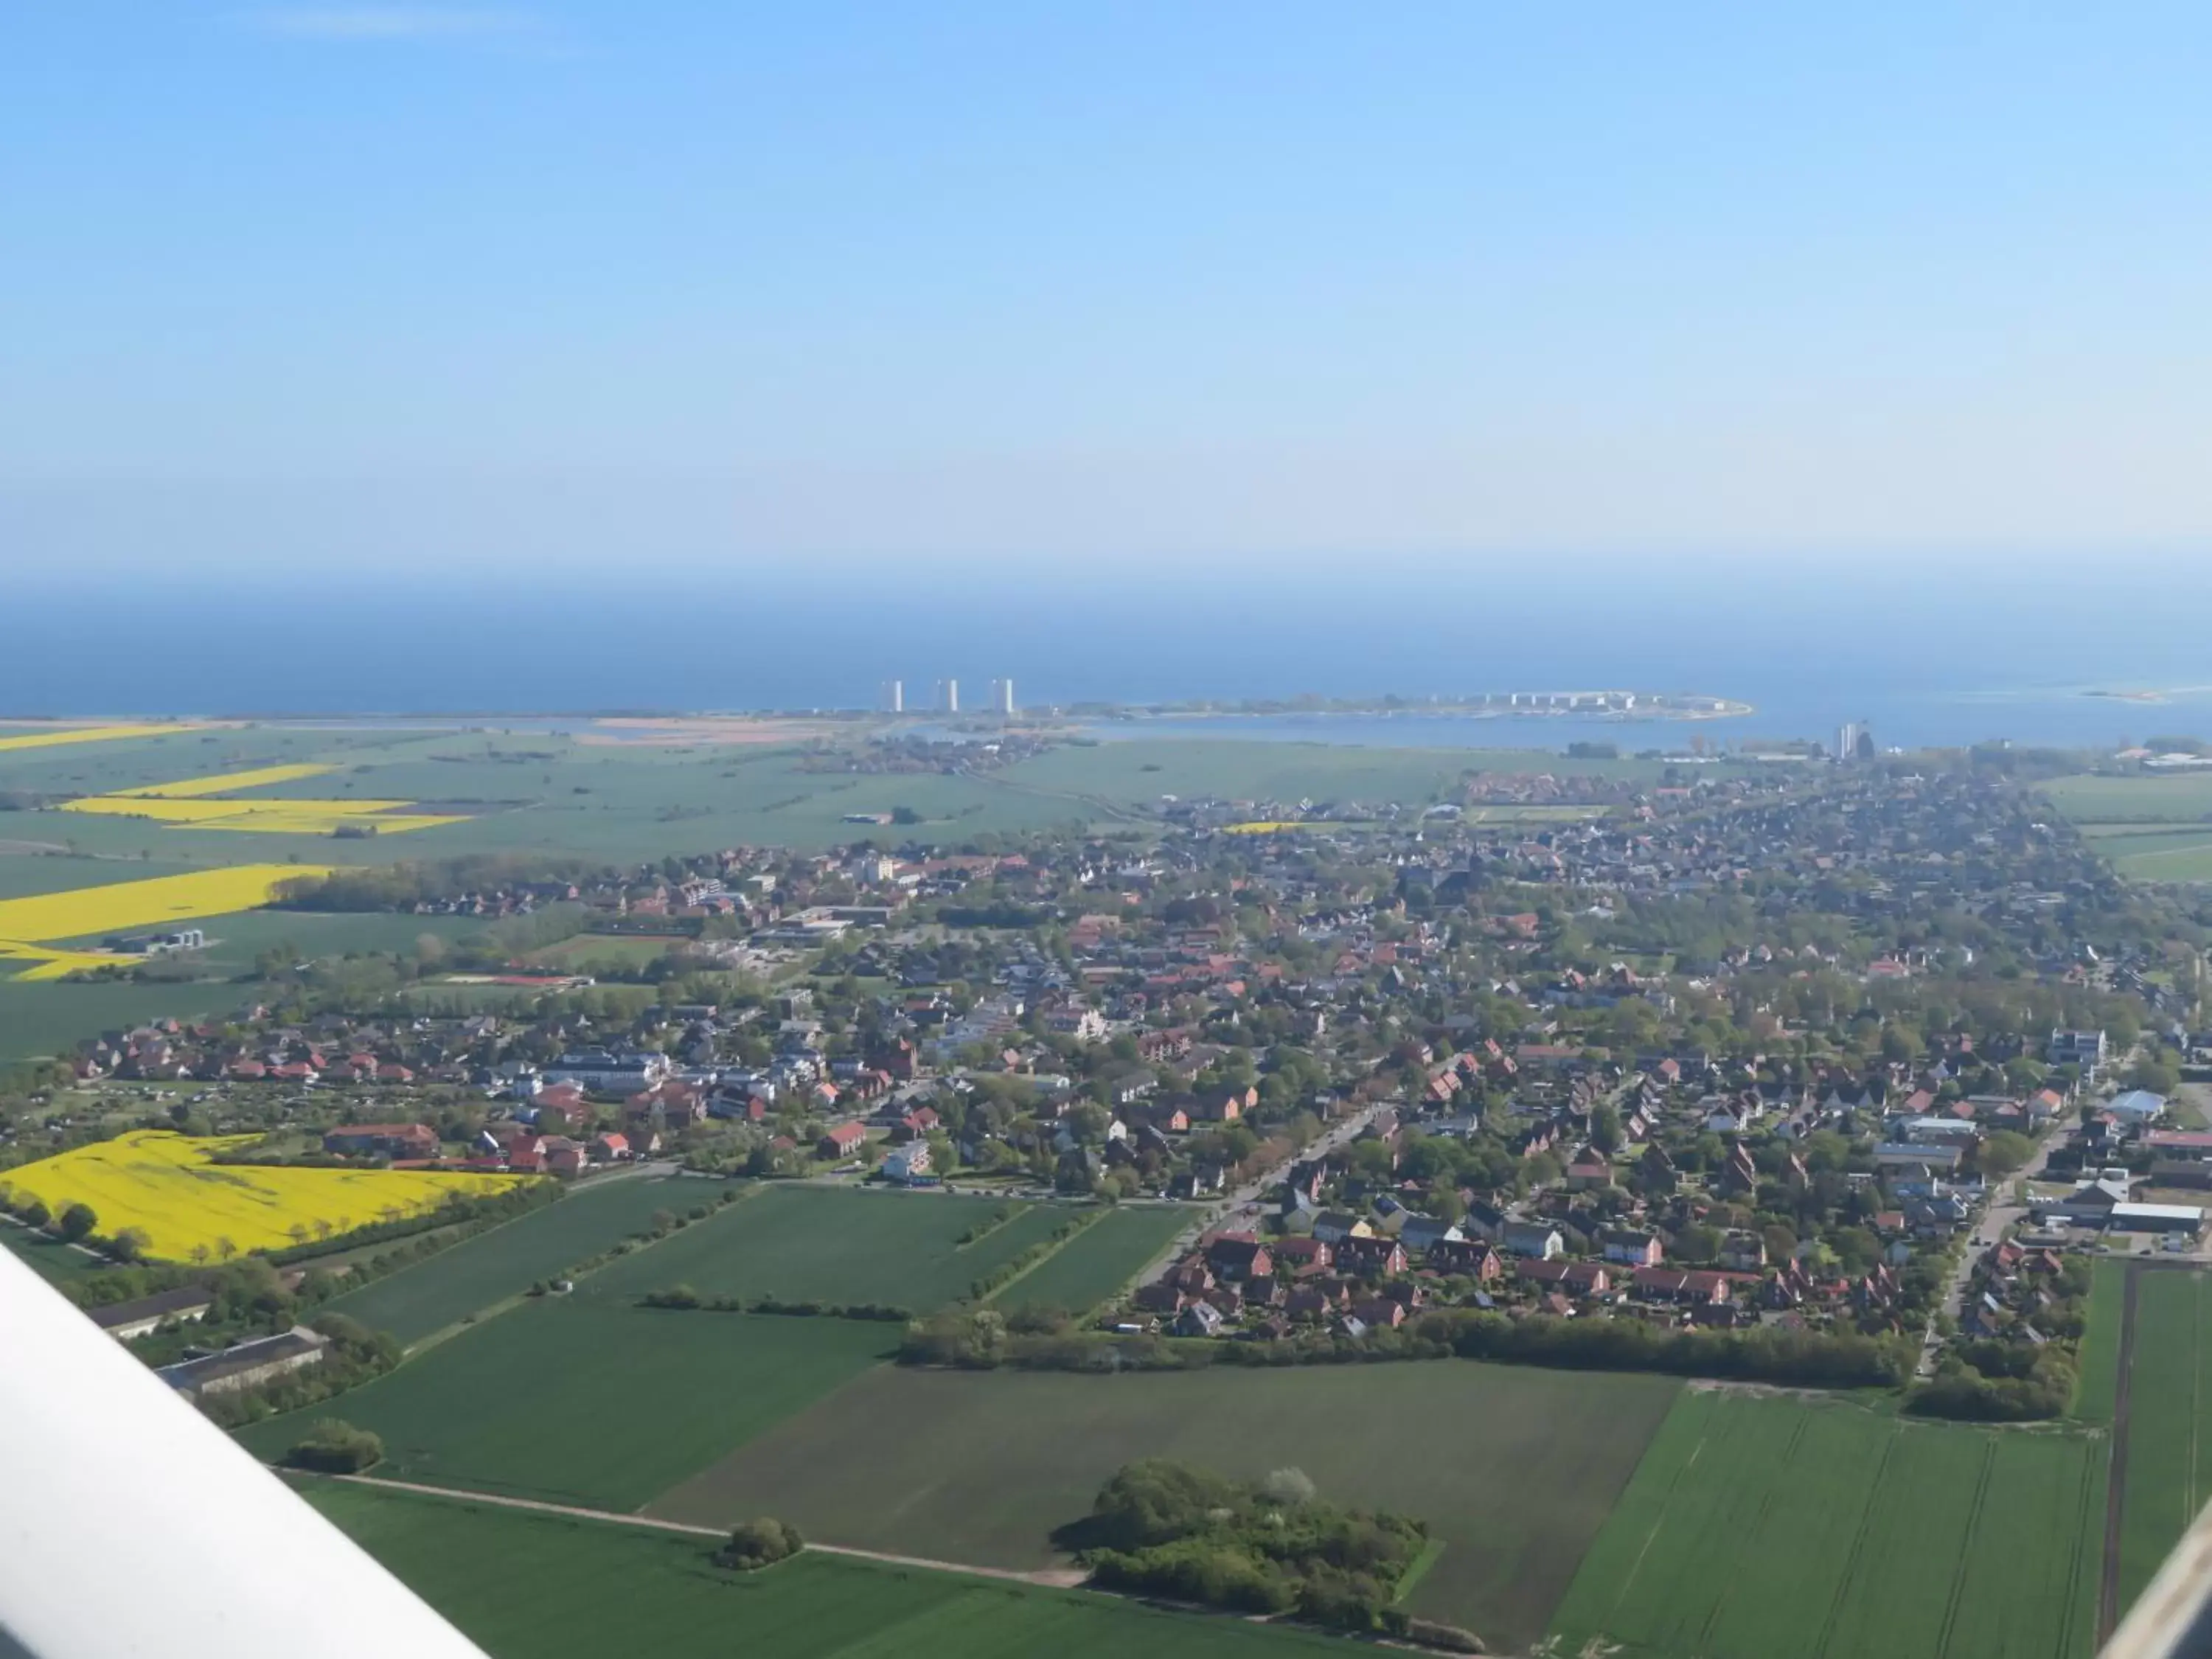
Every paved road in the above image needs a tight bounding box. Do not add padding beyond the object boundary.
[1919,1111,2074,1377]
[1138,1101,1391,1287]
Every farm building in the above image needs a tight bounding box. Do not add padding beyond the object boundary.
[323,1123,438,1159]
[88,1286,215,1341]
[157,1326,329,1397]
[2107,1203,2205,1236]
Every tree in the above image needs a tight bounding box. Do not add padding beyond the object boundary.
[1261,1467,1318,1506]
[57,1201,97,1242]
[718,1517,804,1571]
[1976,1131,2037,1179]
[1674,1223,1724,1264]
[2131,1057,2182,1098]
[15,1196,49,1230]
[109,1226,153,1262]
[283,1419,384,1474]
[1590,1104,1624,1155]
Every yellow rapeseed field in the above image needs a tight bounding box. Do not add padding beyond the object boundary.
[120,763,338,798]
[60,763,467,835]
[1224,821,1301,835]
[0,1130,530,1261]
[0,942,130,983]
[0,723,199,754]
[0,864,334,945]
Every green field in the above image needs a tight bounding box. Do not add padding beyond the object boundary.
[649,1357,1679,1649]
[2113,1268,2212,1617]
[573,1185,1079,1313]
[327,1173,749,1346]
[0,855,218,901]
[1548,1387,2104,1659]
[2039,775,2212,880]
[2074,1258,2129,1425]
[0,978,262,1061]
[992,1203,1193,1318]
[2040,773,2212,824]
[523,932,690,968]
[306,1481,1343,1659]
[0,1218,101,1284]
[237,1302,892,1508]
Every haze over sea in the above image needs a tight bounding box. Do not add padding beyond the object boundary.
[13,557,2209,751]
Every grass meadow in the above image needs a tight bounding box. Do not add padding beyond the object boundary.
[305,1481,1344,1659]
[648,1358,1680,1649]
[237,1301,893,1509]
[327,1172,750,1346]
[990,1203,1193,1318]
[573,1185,1078,1313]
[1547,1387,2104,1659]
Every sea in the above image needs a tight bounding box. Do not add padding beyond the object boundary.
[8,560,2208,752]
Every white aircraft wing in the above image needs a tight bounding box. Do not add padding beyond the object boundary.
[0,1243,489,1659]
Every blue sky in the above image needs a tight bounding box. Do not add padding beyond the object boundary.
[4,4,2211,574]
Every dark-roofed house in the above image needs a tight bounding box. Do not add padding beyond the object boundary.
[1501,1221,1564,1259]
[322,1122,437,1160]
[1206,1236,1273,1282]
[1599,1229,1663,1268]
[156,1326,329,1398]
[1517,1259,1612,1295]
[1333,1236,1409,1277]
[1425,1239,1502,1280]
[88,1285,215,1341]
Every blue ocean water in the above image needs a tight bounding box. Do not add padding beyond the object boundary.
[7,562,2208,750]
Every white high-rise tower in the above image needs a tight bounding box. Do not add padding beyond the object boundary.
[992,678,1015,716]
[942,678,959,714]
[886,680,904,714]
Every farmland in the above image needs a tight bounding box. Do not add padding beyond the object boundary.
[0,1130,528,1261]
[649,1357,1680,1649]
[2110,1267,2212,1619]
[991,1203,1192,1317]
[573,1185,1082,1313]
[0,863,335,978]
[0,723,200,754]
[328,1172,749,1346]
[237,1302,893,1509]
[1547,1387,2104,1659]
[0,977,264,1061]
[305,1481,1342,1659]
[2038,774,2212,880]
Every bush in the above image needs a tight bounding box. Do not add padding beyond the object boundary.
[282,1419,385,1474]
[717,1517,804,1571]
[58,1201,99,1242]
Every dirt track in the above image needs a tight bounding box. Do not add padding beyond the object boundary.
[310,1472,1087,1586]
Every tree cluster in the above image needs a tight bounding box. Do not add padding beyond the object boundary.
[1075,1459,1429,1634]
